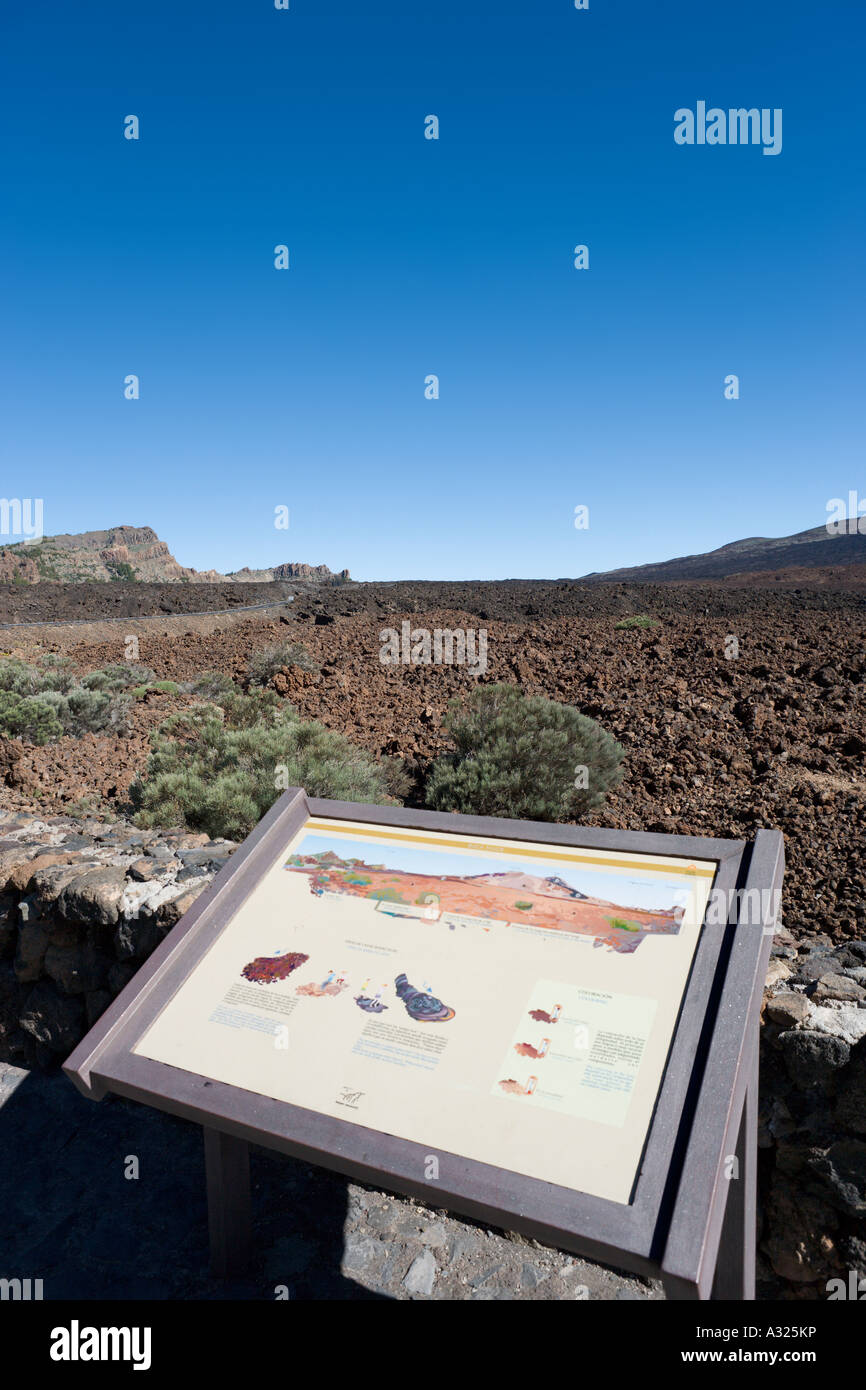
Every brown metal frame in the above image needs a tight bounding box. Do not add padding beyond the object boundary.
[63,790,783,1299]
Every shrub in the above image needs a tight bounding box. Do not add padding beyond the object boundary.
[82,663,155,692]
[247,641,318,687]
[614,615,659,631]
[183,670,238,701]
[0,656,138,741]
[129,680,181,698]
[130,690,410,840]
[425,683,623,822]
[0,691,63,744]
[35,686,133,736]
[107,561,137,581]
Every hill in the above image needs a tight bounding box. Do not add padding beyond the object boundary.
[583,521,866,583]
[0,526,349,586]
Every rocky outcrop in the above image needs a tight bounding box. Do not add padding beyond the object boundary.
[0,526,227,585]
[230,562,350,584]
[759,928,866,1294]
[0,810,236,1067]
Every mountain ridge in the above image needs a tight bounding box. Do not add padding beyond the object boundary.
[581,521,866,583]
[0,526,350,585]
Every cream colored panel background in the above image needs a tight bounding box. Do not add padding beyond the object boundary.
[134,816,715,1204]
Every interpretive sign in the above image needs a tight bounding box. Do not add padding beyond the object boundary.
[64,790,784,1300]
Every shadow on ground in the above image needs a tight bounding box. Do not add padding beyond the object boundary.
[0,1063,387,1300]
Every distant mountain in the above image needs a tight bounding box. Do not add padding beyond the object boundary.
[583,522,866,584]
[0,526,350,585]
[471,871,588,900]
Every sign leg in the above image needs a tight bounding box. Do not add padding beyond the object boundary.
[203,1127,252,1277]
[711,1057,758,1300]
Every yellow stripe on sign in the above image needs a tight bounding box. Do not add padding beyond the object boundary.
[303,818,717,879]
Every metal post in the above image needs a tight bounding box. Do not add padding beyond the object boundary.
[203,1127,252,1277]
[711,1042,758,1300]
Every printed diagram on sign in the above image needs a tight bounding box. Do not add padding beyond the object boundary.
[284,835,689,954]
[495,981,658,1128]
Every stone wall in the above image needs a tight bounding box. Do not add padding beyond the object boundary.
[0,809,863,1296]
[759,927,866,1294]
[0,810,235,1068]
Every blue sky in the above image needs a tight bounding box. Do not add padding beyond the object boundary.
[289,834,690,911]
[1,1,863,580]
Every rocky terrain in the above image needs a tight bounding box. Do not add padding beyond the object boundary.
[0,580,295,624]
[1,581,860,946]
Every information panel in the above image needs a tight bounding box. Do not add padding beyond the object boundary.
[134,815,716,1203]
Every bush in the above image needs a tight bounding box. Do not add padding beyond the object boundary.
[425,683,623,822]
[130,690,410,840]
[34,686,133,737]
[82,663,155,692]
[0,690,63,744]
[129,680,181,698]
[0,656,140,741]
[614,615,659,630]
[183,670,238,701]
[247,641,318,687]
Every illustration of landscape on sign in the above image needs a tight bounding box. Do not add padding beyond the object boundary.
[284,833,694,954]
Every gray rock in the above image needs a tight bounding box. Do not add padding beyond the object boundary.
[809,1005,866,1047]
[402,1248,437,1296]
[808,1141,866,1218]
[114,917,163,962]
[778,1029,850,1085]
[43,943,108,995]
[59,867,127,925]
[811,973,866,1004]
[128,858,157,882]
[19,981,85,1052]
[766,992,811,1027]
[13,920,51,983]
[31,862,89,909]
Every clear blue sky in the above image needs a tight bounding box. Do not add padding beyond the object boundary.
[1,1,863,580]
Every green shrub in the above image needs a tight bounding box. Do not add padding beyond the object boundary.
[130,691,410,840]
[129,680,181,698]
[36,686,133,736]
[0,657,150,741]
[82,663,155,692]
[183,670,238,701]
[425,683,623,822]
[247,641,318,686]
[107,561,137,581]
[0,690,63,744]
[614,615,659,630]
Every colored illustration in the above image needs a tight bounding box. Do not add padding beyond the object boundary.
[354,977,389,1013]
[529,1005,562,1024]
[498,1076,538,1097]
[395,973,455,1023]
[296,968,348,999]
[285,838,687,954]
[241,951,309,985]
[514,1039,550,1059]
[354,993,388,1014]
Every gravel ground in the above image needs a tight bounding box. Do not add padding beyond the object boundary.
[0,1062,660,1301]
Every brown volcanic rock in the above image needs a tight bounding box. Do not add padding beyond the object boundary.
[0,581,862,948]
